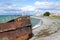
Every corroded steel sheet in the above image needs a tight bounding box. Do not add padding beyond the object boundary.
[0,16,31,32]
[0,16,33,40]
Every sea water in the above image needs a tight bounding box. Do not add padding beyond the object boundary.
[0,15,40,27]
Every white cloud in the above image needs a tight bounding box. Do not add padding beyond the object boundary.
[34,1,60,9]
[0,10,6,13]
[33,1,60,13]
[20,5,36,11]
[0,1,60,15]
[0,4,22,15]
[20,1,60,13]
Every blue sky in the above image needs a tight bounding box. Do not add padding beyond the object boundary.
[0,0,60,15]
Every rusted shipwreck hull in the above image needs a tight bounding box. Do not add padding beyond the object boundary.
[0,16,33,40]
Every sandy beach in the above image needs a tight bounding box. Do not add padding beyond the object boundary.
[30,16,60,40]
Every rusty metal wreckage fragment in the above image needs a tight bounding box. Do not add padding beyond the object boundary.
[0,16,33,40]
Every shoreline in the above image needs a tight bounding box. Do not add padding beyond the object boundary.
[31,16,41,19]
[31,16,43,29]
[30,17,60,40]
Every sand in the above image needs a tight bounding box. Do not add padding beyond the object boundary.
[30,16,60,40]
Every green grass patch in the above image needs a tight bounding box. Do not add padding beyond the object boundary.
[49,16,60,19]
[0,37,9,40]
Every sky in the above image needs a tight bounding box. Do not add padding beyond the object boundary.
[0,0,60,15]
